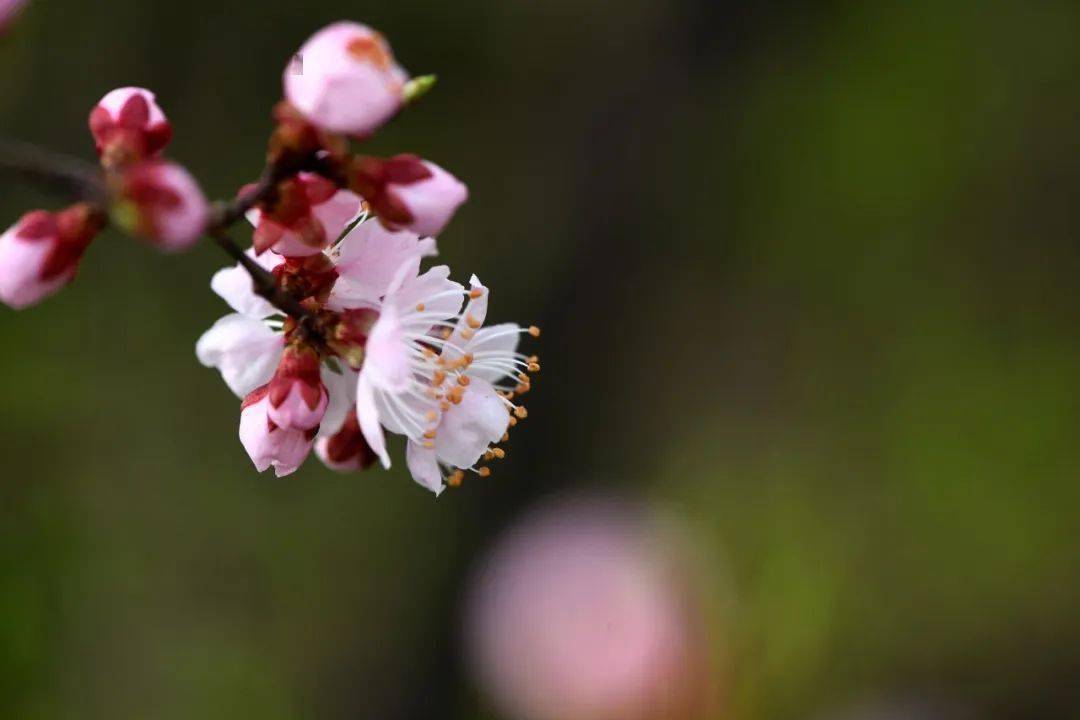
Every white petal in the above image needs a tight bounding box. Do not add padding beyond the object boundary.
[196,314,283,397]
[356,373,391,469]
[468,323,522,383]
[318,364,359,438]
[364,304,413,392]
[406,441,445,496]
[444,274,488,362]
[210,249,282,318]
[435,380,510,469]
[392,265,464,327]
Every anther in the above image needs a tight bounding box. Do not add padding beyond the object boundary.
[492,448,506,459]
[528,362,540,373]
[423,430,437,439]
[416,303,426,311]
[457,375,470,387]
[477,467,491,478]
[469,287,484,299]
[514,406,528,419]
[528,325,541,337]
[466,314,482,329]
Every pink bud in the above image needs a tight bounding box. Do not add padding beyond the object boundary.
[284,21,408,137]
[315,410,377,471]
[267,345,328,431]
[246,172,361,257]
[114,160,208,252]
[0,205,102,309]
[0,0,28,35]
[239,386,316,477]
[88,87,173,166]
[352,155,468,237]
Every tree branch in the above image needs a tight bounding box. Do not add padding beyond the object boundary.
[0,135,107,204]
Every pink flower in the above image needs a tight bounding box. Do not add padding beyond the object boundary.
[88,87,173,167]
[266,345,328,431]
[284,21,408,137]
[246,173,361,257]
[352,154,468,237]
[0,205,102,309]
[315,409,378,472]
[113,160,208,252]
[238,385,316,477]
[466,498,711,720]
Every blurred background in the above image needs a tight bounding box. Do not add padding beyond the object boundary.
[2,0,1079,718]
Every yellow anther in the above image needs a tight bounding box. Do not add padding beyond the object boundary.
[492,447,506,459]
[514,406,528,419]
[416,303,426,311]
[424,430,437,439]
[477,467,491,478]
[528,362,540,373]
[458,375,471,387]
[469,287,484,299]
[528,325,541,337]
[467,314,482,329]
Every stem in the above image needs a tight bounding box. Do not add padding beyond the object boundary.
[0,135,107,204]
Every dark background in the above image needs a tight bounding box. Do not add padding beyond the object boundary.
[1,1,1079,718]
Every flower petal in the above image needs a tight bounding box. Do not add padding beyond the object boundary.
[210,249,282,317]
[356,373,391,469]
[196,314,283,396]
[406,440,445,496]
[435,379,510,469]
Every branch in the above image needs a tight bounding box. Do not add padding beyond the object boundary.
[0,135,107,204]
[206,223,319,326]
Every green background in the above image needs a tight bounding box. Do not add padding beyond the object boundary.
[1,1,1078,717]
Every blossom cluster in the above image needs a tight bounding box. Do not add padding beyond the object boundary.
[0,20,539,494]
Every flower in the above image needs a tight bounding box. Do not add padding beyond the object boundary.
[246,172,362,257]
[315,409,378,472]
[284,21,408,137]
[239,385,316,477]
[402,277,539,494]
[466,498,713,720]
[351,154,468,237]
[352,263,465,471]
[197,248,284,396]
[0,204,102,309]
[112,160,208,251]
[88,87,173,167]
[265,345,328,431]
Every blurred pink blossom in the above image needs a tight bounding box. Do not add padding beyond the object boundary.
[466,497,716,720]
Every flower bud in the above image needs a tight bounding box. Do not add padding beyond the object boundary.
[88,87,173,168]
[246,172,361,257]
[351,154,467,237]
[315,410,377,472]
[239,386,315,477]
[284,22,408,137]
[112,160,208,252]
[266,345,328,431]
[0,204,103,309]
